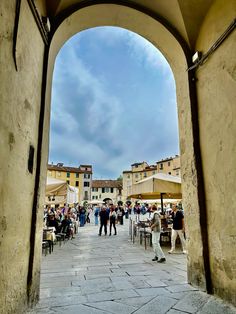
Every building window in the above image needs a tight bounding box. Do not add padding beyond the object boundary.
[160,163,163,170]
[76,173,79,178]
[127,174,130,179]
[92,187,98,192]
[84,181,90,187]
[168,161,171,166]
[67,172,70,178]
[102,187,109,193]
[75,181,79,187]
[144,172,147,178]
[58,171,61,177]
[84,191,88,200]
[135,173,139,178]
[84,173,90,179]
[67,180,70,185]
[111,188,114,193]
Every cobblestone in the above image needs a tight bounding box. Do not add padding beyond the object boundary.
[28,219,236,313]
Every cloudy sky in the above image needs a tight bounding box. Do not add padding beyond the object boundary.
[49,26,179,179]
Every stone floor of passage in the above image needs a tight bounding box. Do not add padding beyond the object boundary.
[28,220,236,314]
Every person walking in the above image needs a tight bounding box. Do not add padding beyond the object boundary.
[168,204,187,254]
[109,207,117,236]
[150,205,166,263]
[98,206,109,236]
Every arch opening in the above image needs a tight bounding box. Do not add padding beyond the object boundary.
[42,2,207,300]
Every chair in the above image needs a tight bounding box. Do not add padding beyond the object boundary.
[42,230,53,253]
[42,241,49,256]
[57,225,70,241]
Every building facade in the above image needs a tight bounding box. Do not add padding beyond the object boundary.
[122,162,158,202]
[122,156,181,202]
[91,180,122,205]
[156,155,181,177]
[47,163,92,204]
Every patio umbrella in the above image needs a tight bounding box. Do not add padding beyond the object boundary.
[128,173,182,213]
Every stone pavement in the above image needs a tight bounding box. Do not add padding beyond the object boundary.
[28,220,236,314]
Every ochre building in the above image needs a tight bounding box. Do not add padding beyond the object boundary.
[47,163,92,203]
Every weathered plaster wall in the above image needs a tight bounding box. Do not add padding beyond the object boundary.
[196,0,236,305]
[0,1,45,313]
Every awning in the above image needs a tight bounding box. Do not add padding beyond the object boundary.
[45,177,78,205]
[128,173,182,212]
[129,173,181,199]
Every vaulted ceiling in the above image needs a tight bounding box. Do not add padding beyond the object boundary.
[42,0,214,48]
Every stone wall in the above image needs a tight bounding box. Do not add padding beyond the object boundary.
[195,0,236,305]
[0,1,45,313]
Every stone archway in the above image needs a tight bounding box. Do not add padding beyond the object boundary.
[45,2,207,295]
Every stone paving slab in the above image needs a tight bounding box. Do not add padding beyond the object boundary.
[28,221,236,314]
[133,295,178,314]
[173,291,210,313]
[197,296,236,314]
[86,300,137,314]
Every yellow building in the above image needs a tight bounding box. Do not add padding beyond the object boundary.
[156,155,181,177]
[122,162,158,202]
[47,163,92,203]
[122,156,181,202]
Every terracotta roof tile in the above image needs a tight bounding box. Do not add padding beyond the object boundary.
[48,164,92,174]
[92,180,122,188]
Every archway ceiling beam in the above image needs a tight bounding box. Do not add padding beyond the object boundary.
[45,0,214,49]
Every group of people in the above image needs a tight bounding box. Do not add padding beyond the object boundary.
[44,205,78,239]
[44,201,186,264]
[94,203,127,236]
[149,203,186,263]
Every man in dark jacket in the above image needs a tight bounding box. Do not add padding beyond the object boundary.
[168,204,186,254]
[98,206,109,236]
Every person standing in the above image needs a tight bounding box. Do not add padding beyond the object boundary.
[94,206,100,226]
[98,206,109,236]
[109,207,117,236]
[150,205,166,263]
[168,204,186,254]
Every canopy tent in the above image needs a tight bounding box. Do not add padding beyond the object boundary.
[138,199,182,205]
[67,185,79,204]
[45,177,78,205]
[128,173,182,212]
[88,200,105,205]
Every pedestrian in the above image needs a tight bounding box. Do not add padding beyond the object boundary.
[79,206,86,227]
[168,204,187,254]
[94,206,100,225]
[150,205,166,263]
[98,206,109,236]
[117,205,125,225]
[109,207,117,236]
